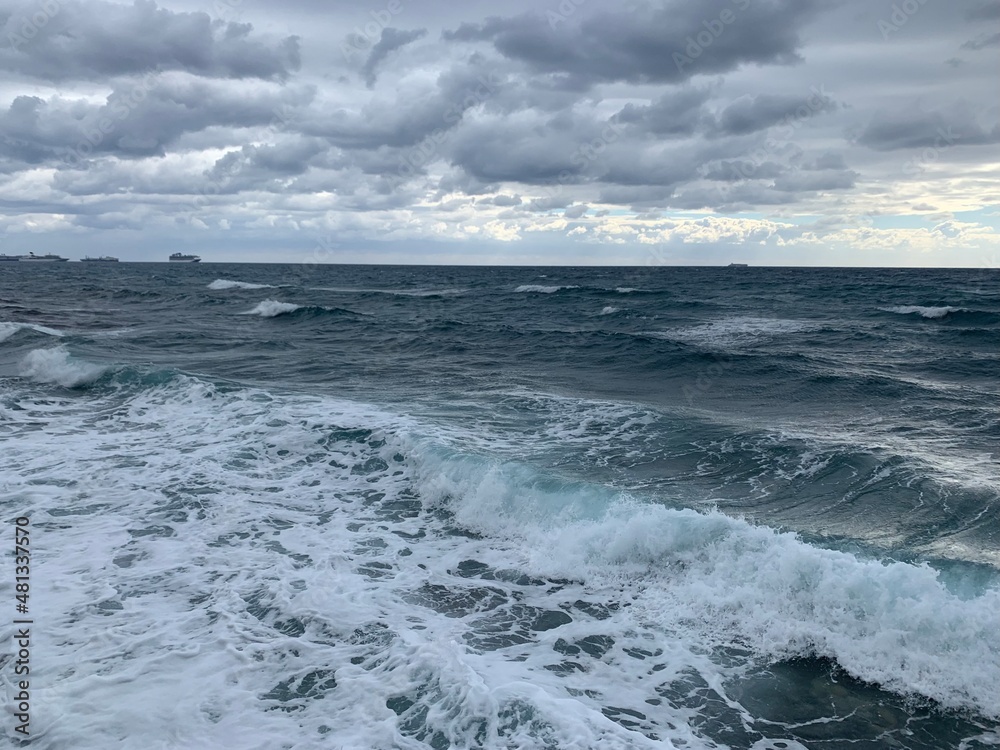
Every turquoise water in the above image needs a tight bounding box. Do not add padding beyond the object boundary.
[2,263,999,748]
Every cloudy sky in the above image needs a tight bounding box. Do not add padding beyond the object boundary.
[0,0,997,265]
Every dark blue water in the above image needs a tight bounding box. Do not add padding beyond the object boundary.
[2,264,999,749]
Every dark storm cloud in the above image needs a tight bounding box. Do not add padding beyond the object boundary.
[714,91,837,136]
[803,152,847,170]
[526,194,575,211]
[448,125,583,183]
[960,31,1000,49]
[205,138,329,193]
[1,0,300,81]
[444,108,633,185]
[361,27,427,87]
[965,0,1000,19]
[598,145,702,187]
[613,88,714,137]
[301,63,504,150]
[858,105,1000,151]
[443,0,831,86]
[0,77,314,163]
[0,0,996,263]
[701,159,787,181]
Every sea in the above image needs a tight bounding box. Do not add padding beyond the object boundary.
[1,263,999,750]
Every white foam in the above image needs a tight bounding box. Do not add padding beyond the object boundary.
[514,285,579,294]
[240,300,302,317]
[600,306,620,315]
[310,287,467,297]
[18,346,106,387]
[3,377,997,749]
[881,305,965,319]
[419,451,1000,719]
[0,321,65,343]
[1,378,716,749]
[209,279,275,290]
[655,316,814,349]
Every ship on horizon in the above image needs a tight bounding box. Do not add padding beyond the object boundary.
[169,253,201,263]
[81,255,120,262]
[20,252,69,262]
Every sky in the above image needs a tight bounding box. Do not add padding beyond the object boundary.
[0,0,998,265]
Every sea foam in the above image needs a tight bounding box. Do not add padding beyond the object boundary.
[881,305,965,319]
[240,300,302,317]
[415,446,1000,720]
[209,279,275,290]
[514,285,579,294]
[19,346,105,387]
[4,375,998,750]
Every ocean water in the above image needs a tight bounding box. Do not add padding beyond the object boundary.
[2,263,999,749]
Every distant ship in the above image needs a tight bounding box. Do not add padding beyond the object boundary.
[0,254,20,262]
[20,252,69,262]
[169,253,201,263]
[728,263,749,268]
[81,256,119,262]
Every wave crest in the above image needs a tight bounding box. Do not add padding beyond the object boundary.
[514,285,579,294]
[19,346,106,387]
[0,321,65,343]
[209,279,275,290]
[419,451,1000,718]
[881,305,966,319]
[240,300,302,318]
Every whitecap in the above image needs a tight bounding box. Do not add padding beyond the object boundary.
[881,305,965,319]
[240,300,302,317]
[310,287,466,297]
[19,346,105,387]
[514,284,579,294]
[421,450,1000,719]
[209,279,275,290]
